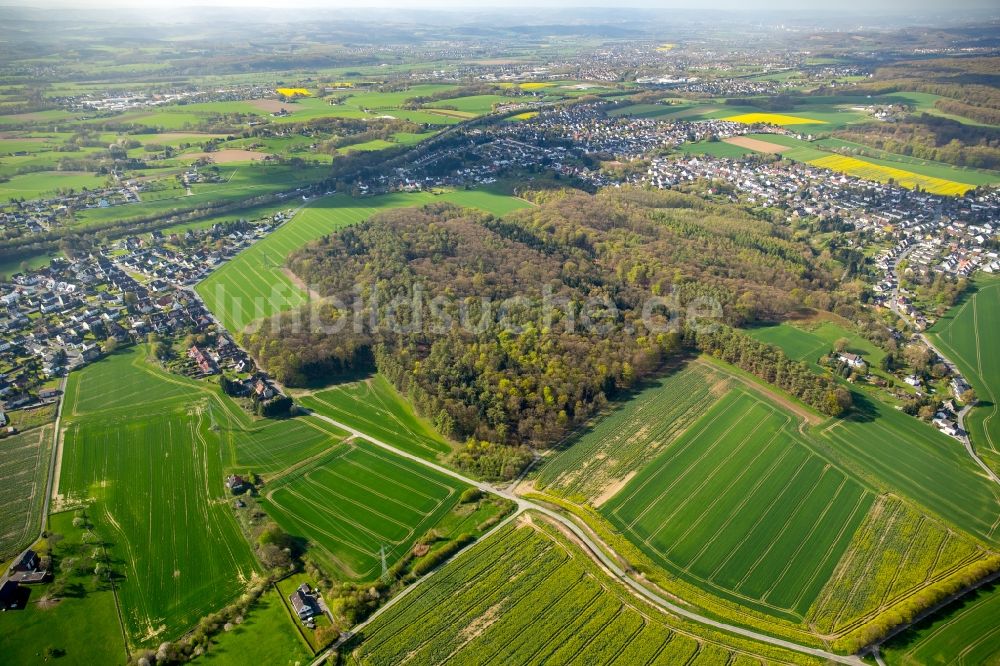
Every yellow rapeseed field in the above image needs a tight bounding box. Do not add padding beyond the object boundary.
[500,82,555,90]
[510,111,539,121]
[275,87,311,97]
[808,155,974,196]
[723,112,826,126]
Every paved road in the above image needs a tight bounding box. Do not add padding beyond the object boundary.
[41,375,68,531]
[305,408,866,666]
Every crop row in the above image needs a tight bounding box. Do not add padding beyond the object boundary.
[538,363,729,503]
[59,356,258,646]
[300,375,451,461]
[603,390,872,620]
[263,440,462,578]
[808,495,987,635]
[0,428,49,559]
[353,522,771,666]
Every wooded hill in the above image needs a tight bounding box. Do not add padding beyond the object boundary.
[244,188,850,468]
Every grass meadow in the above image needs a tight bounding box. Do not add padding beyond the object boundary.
[195,588,311,666]
[0,511,128,665]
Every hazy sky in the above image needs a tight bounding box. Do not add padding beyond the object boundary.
[8,0,999,11]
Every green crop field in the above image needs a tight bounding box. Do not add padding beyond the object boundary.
[213,400,348,477]
[299,375,450,461]
[679,140,755,158]
[749,320,1000,544]
[197,189,529,332]
[58,349,259,646]
[536,361,732,503]
[602,389,873,621]
[882,582,1000,665]
[427,94,508,114]
[349,518,822,666]
[809,496,988,637]
[0,170,108,197]
[261,437,465,580]
[0,426,51,561]
[928,277,1000,474]
[196,588,311,666]
[0,512,128,665]
[819,401,1000,546]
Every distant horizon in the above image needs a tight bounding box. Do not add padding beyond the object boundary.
[2,0,999,13]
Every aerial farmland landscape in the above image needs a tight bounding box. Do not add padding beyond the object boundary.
[0,1,999,665]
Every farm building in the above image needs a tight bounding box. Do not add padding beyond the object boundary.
[8,550,38,574]
[837,352,865,368]
[224,474,247,494]
[8,549,48,583]
[289,584,319,621]
[933,417,960,437]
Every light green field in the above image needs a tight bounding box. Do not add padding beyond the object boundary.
[427,94,507,114]
[0,170,108,197]
[818,395,1000,546]
[536,362,733,502]
[261,437,465,580]
[0,512,128,665]
[929,277,1000,474]
[0,426,52,561]
[350,518,823,666]
[680,140,755,158]
[747,321,1000,544]
[195,589,311,666]
[882,582,1000,665]
[59,349,259,647]
[809,495,988,638]
[210,394,348,477]
[344,85,457,109]
[196,189,529,332]
[298,375,451,462]
[602,388,873,622]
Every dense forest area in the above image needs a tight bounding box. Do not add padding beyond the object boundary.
[243,188,851,473]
